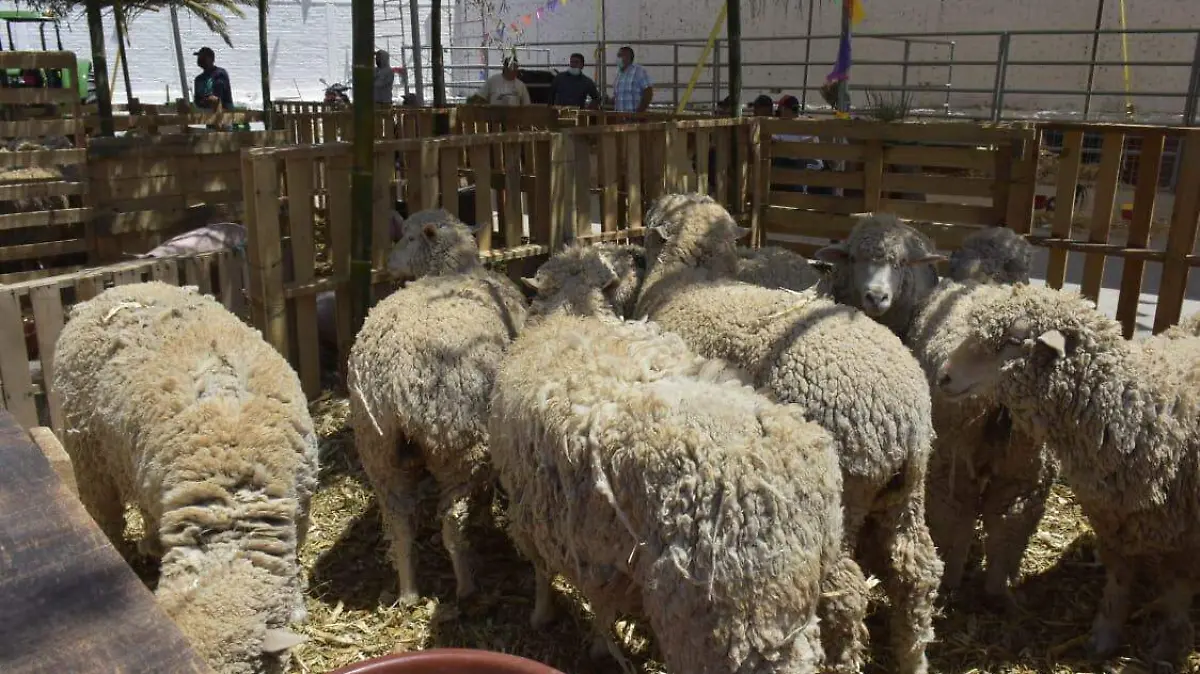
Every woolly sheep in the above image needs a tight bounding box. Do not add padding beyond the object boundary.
[935,283,1200,670]
[734,245,822,292]
[348,208,528,605]
[492,262,846,673]
[53,281,317,674]
[634,195,942,674]
[813,219,1056,607]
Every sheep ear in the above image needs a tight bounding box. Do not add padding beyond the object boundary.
[730,225,752,241]
[649,225,671,242]
[1035,329,1067,359]
[261,628,306,654]
[520,276,542,290]
[421,222,438,240]
[907,253,948,267]
[812,243,850,264]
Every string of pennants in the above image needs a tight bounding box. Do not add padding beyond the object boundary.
[482,0,570,45]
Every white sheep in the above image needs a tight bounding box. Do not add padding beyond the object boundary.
[494,247,846,673]
[734,245,822,292]
[633,195,942,674]
[935,283,1200,671]
[348,208,528,605]
[53,281,317,674]
[813,218,1056,608]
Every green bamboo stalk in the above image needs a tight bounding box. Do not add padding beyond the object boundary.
[348,0,375,342]
[85,0,114,136]
[258,0,271,128]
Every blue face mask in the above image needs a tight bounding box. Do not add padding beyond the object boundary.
[567,67,581,76]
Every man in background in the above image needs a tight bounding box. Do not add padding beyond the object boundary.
[613,46,652,113]
[549,53,600,108]
[192,47,233,112]
[468,57,532,106]
[374,49,395,105]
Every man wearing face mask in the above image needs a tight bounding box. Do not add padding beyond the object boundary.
[549,53,600,108]
[613,45,652,113]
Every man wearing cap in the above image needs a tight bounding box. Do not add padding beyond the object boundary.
[193,47,233,112]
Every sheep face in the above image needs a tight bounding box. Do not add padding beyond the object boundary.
[948,228,1034,285]
[813,213,945,317]
[522,244,631,319]
[936,286,1090,402]
[643,193,719,263]
[386,208,481,280]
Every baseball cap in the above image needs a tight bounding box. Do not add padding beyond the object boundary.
[778,94,800,111]
[752,94,774,108]
[193,47,214,59]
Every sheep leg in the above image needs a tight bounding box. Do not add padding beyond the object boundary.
[873,464,942,674]
[1147,577,1195,672]
[1087,550,1135,660]
[817,550,871,674]
[530,568,556,629]
[356,421,424,606]
[437,484,478,601]
[923,448,979,594]
[588,612,635,674]
[979,472,1052,607]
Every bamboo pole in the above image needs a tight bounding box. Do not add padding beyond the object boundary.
[258,0,272,129]
[112,0,134,107]
[349,0,375,341]
[407,0,425,103]
[727,0,741,118]
[169,5,189,101]
[85,0,114,136]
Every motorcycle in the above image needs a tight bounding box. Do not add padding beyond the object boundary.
[321,78,351,109]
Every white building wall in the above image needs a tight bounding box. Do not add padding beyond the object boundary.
[4,0,1196,119]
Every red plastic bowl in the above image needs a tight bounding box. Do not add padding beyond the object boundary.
[326,648,566,674]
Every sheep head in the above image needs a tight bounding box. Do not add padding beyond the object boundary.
[642,193,750,279]
[948,226,1034,285]
[813,212,945,326]
[386,208,482,281]
[523,243,641,319]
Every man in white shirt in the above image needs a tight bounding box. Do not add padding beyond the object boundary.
[469,57,532,106]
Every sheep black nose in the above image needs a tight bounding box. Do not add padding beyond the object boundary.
[864,290,890,310]
[936,372,951,389]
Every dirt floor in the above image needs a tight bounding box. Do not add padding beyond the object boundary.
[118,392,1196,674]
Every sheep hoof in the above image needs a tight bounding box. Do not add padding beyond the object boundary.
[394,588,421,608]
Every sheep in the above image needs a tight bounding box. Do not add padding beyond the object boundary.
[52,281,317,674]
[735,245,822,292]
[347,208,528,605]
[934,282,1200,671]
[494,247,846,673]
[812,218,1056,607]
[633,194,942,674]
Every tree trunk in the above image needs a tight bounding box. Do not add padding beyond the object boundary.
[85,0,113,136]
[430,0,447,134]
[258,0,272,129]
[348,0,375,344]
[112,0,134,107]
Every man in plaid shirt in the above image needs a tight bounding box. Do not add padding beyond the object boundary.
[613,46,653,112]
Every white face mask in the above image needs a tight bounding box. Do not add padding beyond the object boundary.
[567,67,581,76]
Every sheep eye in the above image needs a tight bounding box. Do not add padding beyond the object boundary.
[1005,336,1023,346]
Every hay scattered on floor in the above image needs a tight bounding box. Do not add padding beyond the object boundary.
[281,394,1200,672]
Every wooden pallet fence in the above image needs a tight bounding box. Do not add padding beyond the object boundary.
[273,102,459,144]
[1031,122,1200,337]
[87,131,286,264]
[0,250,243,431]
[241,130,567,398]
[758,118,1039,257]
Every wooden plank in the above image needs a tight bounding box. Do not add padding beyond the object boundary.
[878,173,996,199]
[113,267,141,285]
[1079,132,1126,302]
[764,206,985,249]
[73,275,99,302]
[184,256,212,296]
[503,143,524,247]
[1045,130,1085,289]
[991,141,1014,224]
[0,149,87,169]
[879,199,1002,227]
[1006,134,1041,234]
[530,141,552,246]
[0,239,88,263]
[92,171,241,201]
[771,192,867,214]
[883,146,997,173]
[468,145,494,251]
[284,156,321,399]
[418,144,439,210]
[862,141,885,211]
[750,124,766,247]
[695,131,711,196]
[772,140,864,162]
[0,208,92,232]
[327,156,354,366]
[548,136,569,250]
[0,88,78,106]
[1153,131,1200,333]
[625,132,643,231]
[372,151,394,271]
[28,286,65,433]
[151,258,178,283]
[0,410,215,674]
[714,129,730,205]
[1115,132,1165,338]
[87,131,284,159]
[0,290,36,428]
[216,250,242,315]
[761,117,1033,145]
[0,119,86,139]
[439,146,460,217]
[27,426,76,496]
[770,168,864,190]
[572,136,592,239]
[600,134,619,233]
[244,153,288,358]
[0,181,87,201]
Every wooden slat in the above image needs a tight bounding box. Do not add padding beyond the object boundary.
[1115,132,1165,338]
[600,134,619,233]
[883,146,996,173]
[1007,133,1041,234]
[862,141,885,211]
[772,141,864,162]
[502,144,523,247]
[879,173,996,198]
[184,256,212,296]
[0,181,86,201]
[0,119,86,138]
[880,199,1002,227]
[771,192,867,214]
[764,206,985,249]
[714,129,730,204]
[1079,132,1126,302]
[762,117,1032,144]
[244,153,288,358]
[29,286,65,433]
[770,168,863,190]
[0,239,87,263]
[418,144,439,210]
[439,146,460,217]
[1153,132,1200,333]
[548,136,569,250]
[151,258,177,283]
[372,151,394,271]
[1045,130,1085,289]
[625,132,643,231]
[0,290,36,428]
[0,88,78,105]
[327,156,354,365]
[572,136,592,239]
[695,131,711,197]
[530,141,552,245]
[285,156,321,399]
[0,149,87,169]
[0,208,91,232]
[469,145,494,251]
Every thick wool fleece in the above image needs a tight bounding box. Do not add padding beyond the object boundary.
[490,311,844,674]
[634,206,941,674]
[348,257,528,604]
[735,246,821,292]
[526,242,645,320]
[386,208,485,280]
[821,218,1055,602]
[938,283,1200,669]
[53,281,319,674]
